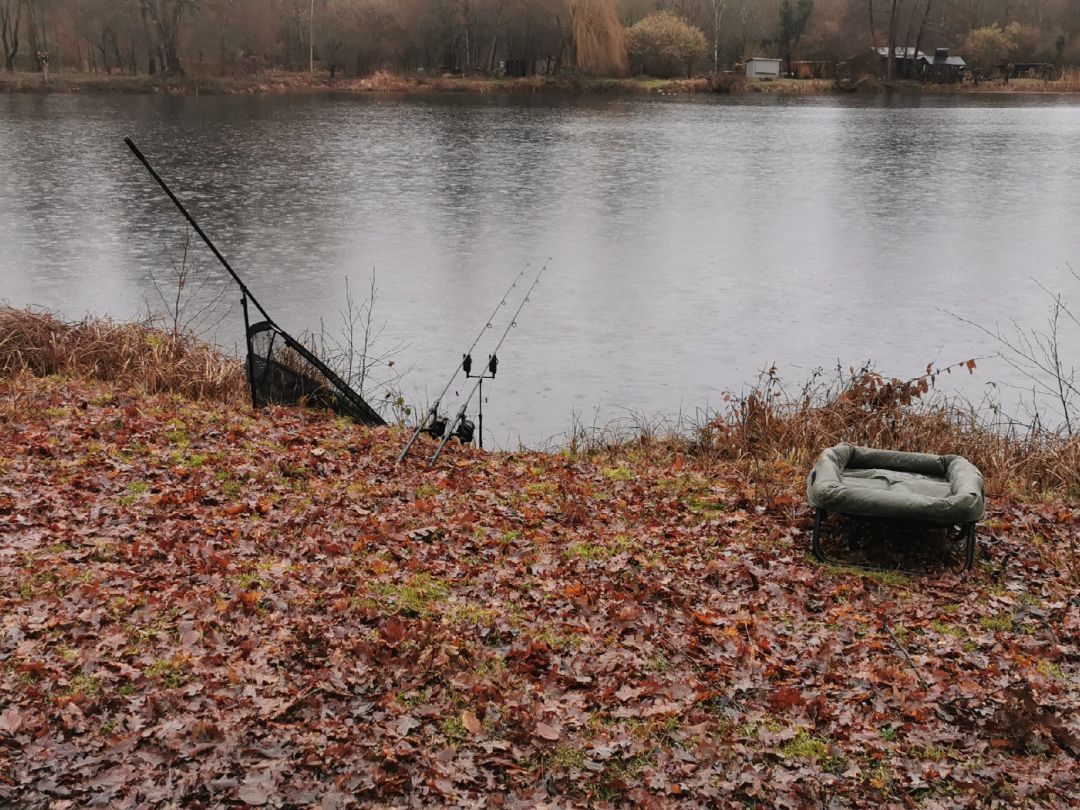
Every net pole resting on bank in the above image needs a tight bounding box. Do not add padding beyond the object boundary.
[124,137,272,325]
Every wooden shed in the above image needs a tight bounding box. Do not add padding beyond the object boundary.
[745,58,782,79]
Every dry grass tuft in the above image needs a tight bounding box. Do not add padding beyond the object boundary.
[694,364,1080,499]
[572,362,1080,501]
[0,307,245,404]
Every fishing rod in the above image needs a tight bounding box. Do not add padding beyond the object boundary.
[397,267,527,463]
[123,137,272,325]
[429,266,545,465]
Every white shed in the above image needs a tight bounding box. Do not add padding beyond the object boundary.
[745,58,782,79]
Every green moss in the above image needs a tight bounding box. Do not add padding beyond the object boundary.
[930,620,965,638]
[547,746,587,769]
[440,715,467,741]
[537,630,583,652]
[229,571,268,590]
[164,429,189,447]
[1035,659,1066,680]
[979,614,1014,632]
[601,466,633,481]
[447,604,498,625]
[473,655,507,677]
[62,674,100,697]
[370,574,450,617]
[913,744,948,762]
[563,542,610,561]
[779,729,829,760]
[116,479,149,506]
[825,564,911,587]
[144,658,185,688]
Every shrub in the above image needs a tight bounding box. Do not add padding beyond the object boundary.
[627,12,708,79]
[0,308,244,404]
[961,23,1020,75]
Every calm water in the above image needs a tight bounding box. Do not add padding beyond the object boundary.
[2,92,1079,445]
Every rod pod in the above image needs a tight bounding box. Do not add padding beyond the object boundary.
[397,267,526,463]
[429,267,545,465]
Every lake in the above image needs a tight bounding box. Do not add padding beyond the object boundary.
[2,91,1079,446]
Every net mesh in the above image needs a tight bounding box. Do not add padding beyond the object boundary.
[246,321,385,426]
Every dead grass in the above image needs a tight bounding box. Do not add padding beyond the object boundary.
[575,362,1080,501]
[714,367,1080,498]
[4,308,1077,499]
[0,308,244,404]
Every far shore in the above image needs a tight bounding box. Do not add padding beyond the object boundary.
[3,69,1079,97]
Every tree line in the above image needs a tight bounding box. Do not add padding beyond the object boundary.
[2,0,1077,78]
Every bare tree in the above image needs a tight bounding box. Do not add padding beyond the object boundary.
[701,0,727,73]
[140,0,195,75]
[567,0,626,74]
[1,0,23,71]
[885,0,899,79]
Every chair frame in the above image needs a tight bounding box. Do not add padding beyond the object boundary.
[811,508,977,572]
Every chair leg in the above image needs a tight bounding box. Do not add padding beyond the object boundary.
[964,522,977,571]
[812,509,826,562]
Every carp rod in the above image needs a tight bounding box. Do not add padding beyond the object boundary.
[429,266,545,465]
[124,137,272,325]
[396,267,527,463]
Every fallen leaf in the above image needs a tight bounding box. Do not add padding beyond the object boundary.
[533,722,561,741]
[0,707,22,734]
[461,710,482,735]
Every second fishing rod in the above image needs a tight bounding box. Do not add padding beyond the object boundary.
[429,266,545,465]
[396,267,526,462]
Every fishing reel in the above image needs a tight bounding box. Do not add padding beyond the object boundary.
[422,414,448,439]
[420,413,473,445]
[454,418,476,446]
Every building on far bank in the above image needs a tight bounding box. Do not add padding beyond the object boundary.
[839,47,967,83]
[745,58,782,79]
[792,60,835,79]
[997,62,1058,80]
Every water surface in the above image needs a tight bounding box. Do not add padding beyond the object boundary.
[2,92,1079,444]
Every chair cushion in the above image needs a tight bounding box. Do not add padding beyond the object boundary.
[807,443,985,525]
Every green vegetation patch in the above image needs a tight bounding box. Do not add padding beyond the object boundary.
[370,574,450,617]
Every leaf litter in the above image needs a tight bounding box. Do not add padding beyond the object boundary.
[0,375,1077,807]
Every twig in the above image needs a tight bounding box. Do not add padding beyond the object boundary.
[883,622,928,689]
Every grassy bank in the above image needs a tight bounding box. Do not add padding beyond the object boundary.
[6,68,1080,97]
[1,311,1078,806]
[0,69,688,96]
[0,68,830,96]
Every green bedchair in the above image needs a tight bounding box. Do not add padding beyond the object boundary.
[807,444,986,570]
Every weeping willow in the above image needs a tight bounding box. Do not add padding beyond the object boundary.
[567,0,627,75]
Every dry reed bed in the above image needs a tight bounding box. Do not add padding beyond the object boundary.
[3,308,1077,499]
[0,308,244,404]
[582,367,1080,501]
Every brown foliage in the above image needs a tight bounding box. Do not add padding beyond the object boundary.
[0,307,244,404]
[695,362,1080,500]
[0,373,1077,806]
[568,0,627,76]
